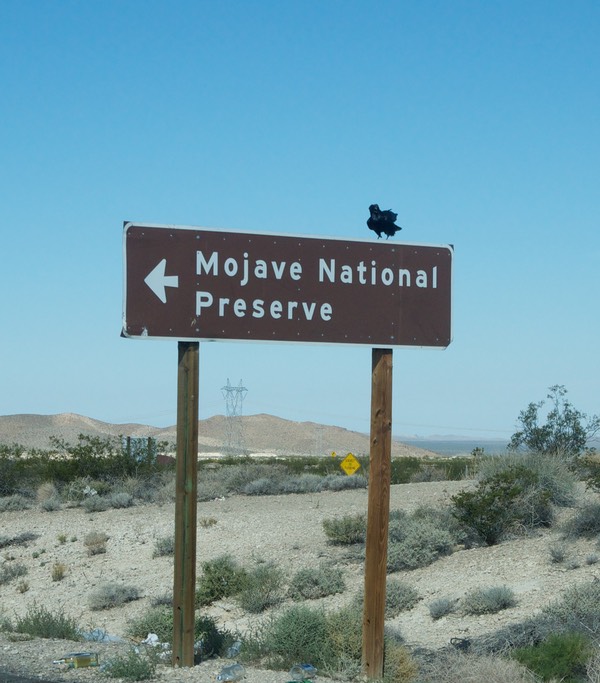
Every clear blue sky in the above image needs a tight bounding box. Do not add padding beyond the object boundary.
[1,1,598,440]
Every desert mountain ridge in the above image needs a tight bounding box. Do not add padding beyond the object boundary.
[0,412,440,458]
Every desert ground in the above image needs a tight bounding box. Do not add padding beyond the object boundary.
[2,478,600,683]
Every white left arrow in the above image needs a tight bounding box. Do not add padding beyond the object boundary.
[144,259,179,303]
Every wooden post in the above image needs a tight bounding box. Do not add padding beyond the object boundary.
[172,342,199,667]
[362,348,393,678]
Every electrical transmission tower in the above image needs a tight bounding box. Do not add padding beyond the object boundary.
[221,378,248,454]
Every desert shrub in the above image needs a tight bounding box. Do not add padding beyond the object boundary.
[387,519,455,571]
[36,481,58,502]
[562,502,600,539]
[128,606,173,642]
[429,597,456,620]
[288,564,345,601]
[278,474,324,494]
[451,464,553,545]
[321,473,368,491]
[108,492,134,508]
[51,562,67,582]
[152,535,175,557]
[82,495,111,513]
[13,603,80,640]
[384,579,420,617]
[462,586,516,615]
[0,562,27,585]
[418,650,537,682]
[322,513,366,545]
[150,593,172,607]
[0,494,30,512]
[40,497,61,512]
[246,602,365,676]
[0,531,37,549]
[102,647,157,680]
[325,603,363,673]
[383,641,418,683]
[586,553,599,565]
[251,604,334,669]
[548,541,568,563]
[512,631,592,682]
[543,579,600,634]
[508,384,599,458]
[89,583,141,610]
[236,562,285,613]
[410,464,448,483]
[588,651,600,683]
[196,554,248,606]
[84,531,109,555]
[199,516,217,527]
[195,614,229,659]
[477,451,577,507]
[127,607,228,659]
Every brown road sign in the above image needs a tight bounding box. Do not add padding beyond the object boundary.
[122,223,452,347]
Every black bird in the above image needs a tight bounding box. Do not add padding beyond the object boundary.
[367,204,402,239]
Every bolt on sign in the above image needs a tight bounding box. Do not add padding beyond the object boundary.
[340,452,361,476]
[122,223,452,348]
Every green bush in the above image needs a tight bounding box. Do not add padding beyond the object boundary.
[103,648,157,680]
[236,562,285,613]
[325,604,363,674]
[252,604,334,670]
[13,603,80,640]
[89,583,141,610]
[462,586,516,615]
[128,606,173,642]
[288,564,345,601]
[512,632,592,682]
[196,554,248,606]
[451,464,553,545]
[477,452,576,507]
[322,513,366,545]
[508,384,599,457]
[195,614,229,659]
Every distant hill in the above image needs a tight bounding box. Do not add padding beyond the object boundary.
[0,412,438,459]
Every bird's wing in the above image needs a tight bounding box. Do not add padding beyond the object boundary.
[381,209,398,222]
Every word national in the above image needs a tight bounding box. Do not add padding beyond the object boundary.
[196,251,438,289]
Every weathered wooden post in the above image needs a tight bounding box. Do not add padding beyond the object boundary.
[362,348,393,678]
[172,341,199,667]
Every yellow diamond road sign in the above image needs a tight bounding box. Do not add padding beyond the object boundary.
[340,453,361,476]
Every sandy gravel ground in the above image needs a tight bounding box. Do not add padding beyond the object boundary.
[1,481,599,682]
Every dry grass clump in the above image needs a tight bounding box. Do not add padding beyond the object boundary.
[0,495,30,512]
[83,531,109,555]
[89,583,141,611]
[418,651,537,682]
[0,562,27,586]
[51,562,67,582]
[152,535,175,558]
